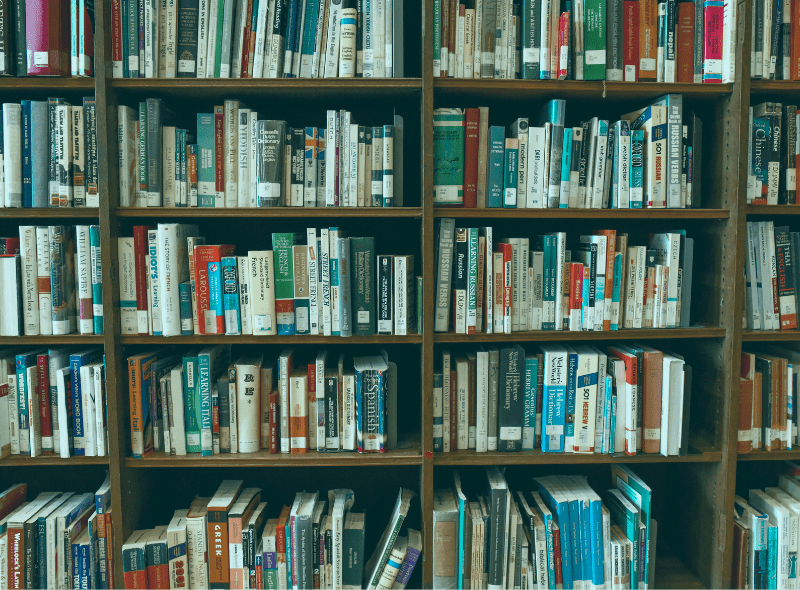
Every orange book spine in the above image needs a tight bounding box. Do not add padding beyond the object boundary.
[738,378,754,453]
[638,0,657,80]
[207,507,231,587]
[129,356,146,458]
[754,372,763,450]
[594,230,617,331]
[641,350,663,454]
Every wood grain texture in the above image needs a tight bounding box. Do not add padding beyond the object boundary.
[434,327,726,342]
[0,208,100,218]
[116,206,424,218]
[434,208,730,218]
[125,448,423,467]
[747,205,800,215]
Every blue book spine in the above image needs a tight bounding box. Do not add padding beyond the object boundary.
[126,0,138,77]
[537,485,572,589]
[542,236,553,330]
[588,498,604,588]
[542,514,556,589]
[523,357,537,450]
[21,101,33,207]
[72,541,81,590]
[16,353,35,454]
[221,256,241,335]
[197,114,216,206]
[457,495,466,589]
[609,393,617,454]
[208,260,224,330]
[179,282,193,335]
[199,353,212,456]
[487,126,505,207]
[565,352,577,450]
[768,525,778,589]
[121,0,129,77]
[283,0,300,77]
[610,253,622,330]
[630,129,644,208]
[567,497,583,588]
[560,127,572,207]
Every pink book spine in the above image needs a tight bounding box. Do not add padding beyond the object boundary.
[25,0,69,76]
[701,0,724,82]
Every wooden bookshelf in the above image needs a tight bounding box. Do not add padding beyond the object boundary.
[0,0,759,586]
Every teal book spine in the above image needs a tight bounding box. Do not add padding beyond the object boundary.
[565,350,578,451]
[523,356,538,449]
[271,233,297,335]
[503,138,519,207]
[90,225,103,335]
[487,126,505,207]
[767,524,778,590]
[560,127,572,207]
[630,129,644,208]
[603,374,613,452]
[609,393,616,453]
[197,113,216,206]
[199,352,213,456]
[432,109,466,206]
[467,228,479,332]
[183,355,201,453]
[221,256,241,335]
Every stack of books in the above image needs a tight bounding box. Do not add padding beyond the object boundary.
[434,0,737,82]
[740,348,800,453]
[0,348,108,459]
[435,220,694,334]
[119,101,403,208]
[0,2,93,77]
[435,343,691,455]
[732,475,800,589]
[1,99,100,208]
[0,479,112,590]
[110,0,404,79]
[433,466,657,590]
[121,483,419,590]
[0,226,103,337]
[433,97,702,209]
[747,102,800,205]
[750,2,800,80]
[127,347,400,457]
[744,221,800,331]
[119,224,420,337]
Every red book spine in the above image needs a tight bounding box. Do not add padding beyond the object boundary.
[449,369,457,451]
[552,524,563,588]
[106,516,115,589]
[498,243,512,332]
[449,0,457,74]
[79,0,95,75]
[558,12,569,79]
[193,244,236,334]
[132,225,151,335]
[8,525,23,589]
[240,0,255,77]
[464,108,480,208]
[570,263,583,328]
[793,0,800,80]
[623,1,639,81]
[676,1,695,83]
[307,363,316,448]
[36,354,53,451]
[1,238,20,255]
[702,1,723,83]
[641,351,664,454]
[441,0,450,77]
[111,0,123,73]
[256,562,263,589]
[25,0,69,76]
[214,106,225,200]
[269,391,278,453]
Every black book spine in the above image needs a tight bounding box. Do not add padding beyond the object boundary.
[497,344,523,452]
[377,254,393,334]
[312,517,320,588]
[291,127,305,202]
[782,106,797,204]
[23,519,35,588]
[350,236,376,335]
[177,0,200,77]
[755,0,765,78]
[325,375,339,449]
[771,0,782,80]
[775,226,797,329]
[12,0,24,76]
[488,488,507,586]
[83,97,99,205]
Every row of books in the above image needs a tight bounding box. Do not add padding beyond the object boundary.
[0,480,112,590]
[749,0,798,80]
[0,348,107,459]
[118,101,404,208]
[732,476,800,589]
[0,0,93,77]
[743,222,800,332]
[0,226,103,337]
[433,96,702,209]
[1,100,100,208]
[747,102,800,205]
[435,343,691,456]
[435,220,694,334]
[111,0,404,79]
[740,348,799,453]
[119,224,419,337]
[121,482,418,590]
[127,346,399,457]
[434,0,737,83]
[433,466,656,590]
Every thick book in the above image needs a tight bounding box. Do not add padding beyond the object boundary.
[498,344,525,451]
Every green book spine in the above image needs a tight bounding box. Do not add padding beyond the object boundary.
[467,228,479,333]
[215,0,226,77]
[272,232,297,335]
[350,237,377,336]
[432,108,466,206]
[183,355,201,453]
[487,126,505,207]
[584,0,607,79]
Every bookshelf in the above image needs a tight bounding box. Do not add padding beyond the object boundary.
[0,0,769,587]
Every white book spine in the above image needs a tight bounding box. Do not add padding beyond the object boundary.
[224,101,239,206]
[248,250,277,335]
[249,112,259,206]
[26,366,40,457]
[147,0,158,76]
[147,229,163,335]
[339,8,358,76]
[19,226,39,335]
[237,363,261,452]
[476,351,489,452]
[56,368,70,457]
[205,0,219,77]
[464,9,475,78]
[394,255,408,335]
[320,228,332,335]
[238,256,252,335]
[162,127,177,207]
[71,107,85,207]
[196,0,210,76]
[238,109,251,207]
[315,354,326,450]
[633,246,646,328]
[349,124,359,207]
[2,104,22,208]
[485,227,493,334]
[74,225,93,335]
[324,1,343,77]
[307,229,320,334]
[312,0,328,77]
[326,111,336,205]
[94,366,106,456]
[186,516,208,588]
[527,127,546,208]
[373,0,385,77]
[342,372,356,450]
[157,225,181,336]
[79,365,95,456]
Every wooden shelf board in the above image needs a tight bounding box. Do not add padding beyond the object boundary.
[434,327,725,342]
[116,207,423,218]
[0,335,104,344]
[0,208,99,218]
[747,205,800,215]
[654,549,706,589]
[125,448,423,467]
[0,456,109,466]
[742,329,800,341]
[751,80,800,96]
[433,448,721,465]
[434,208,729,219]
[738,449,800,461]
[0,78,95,91]
[433,78,733,100]
[120,334,423,344]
